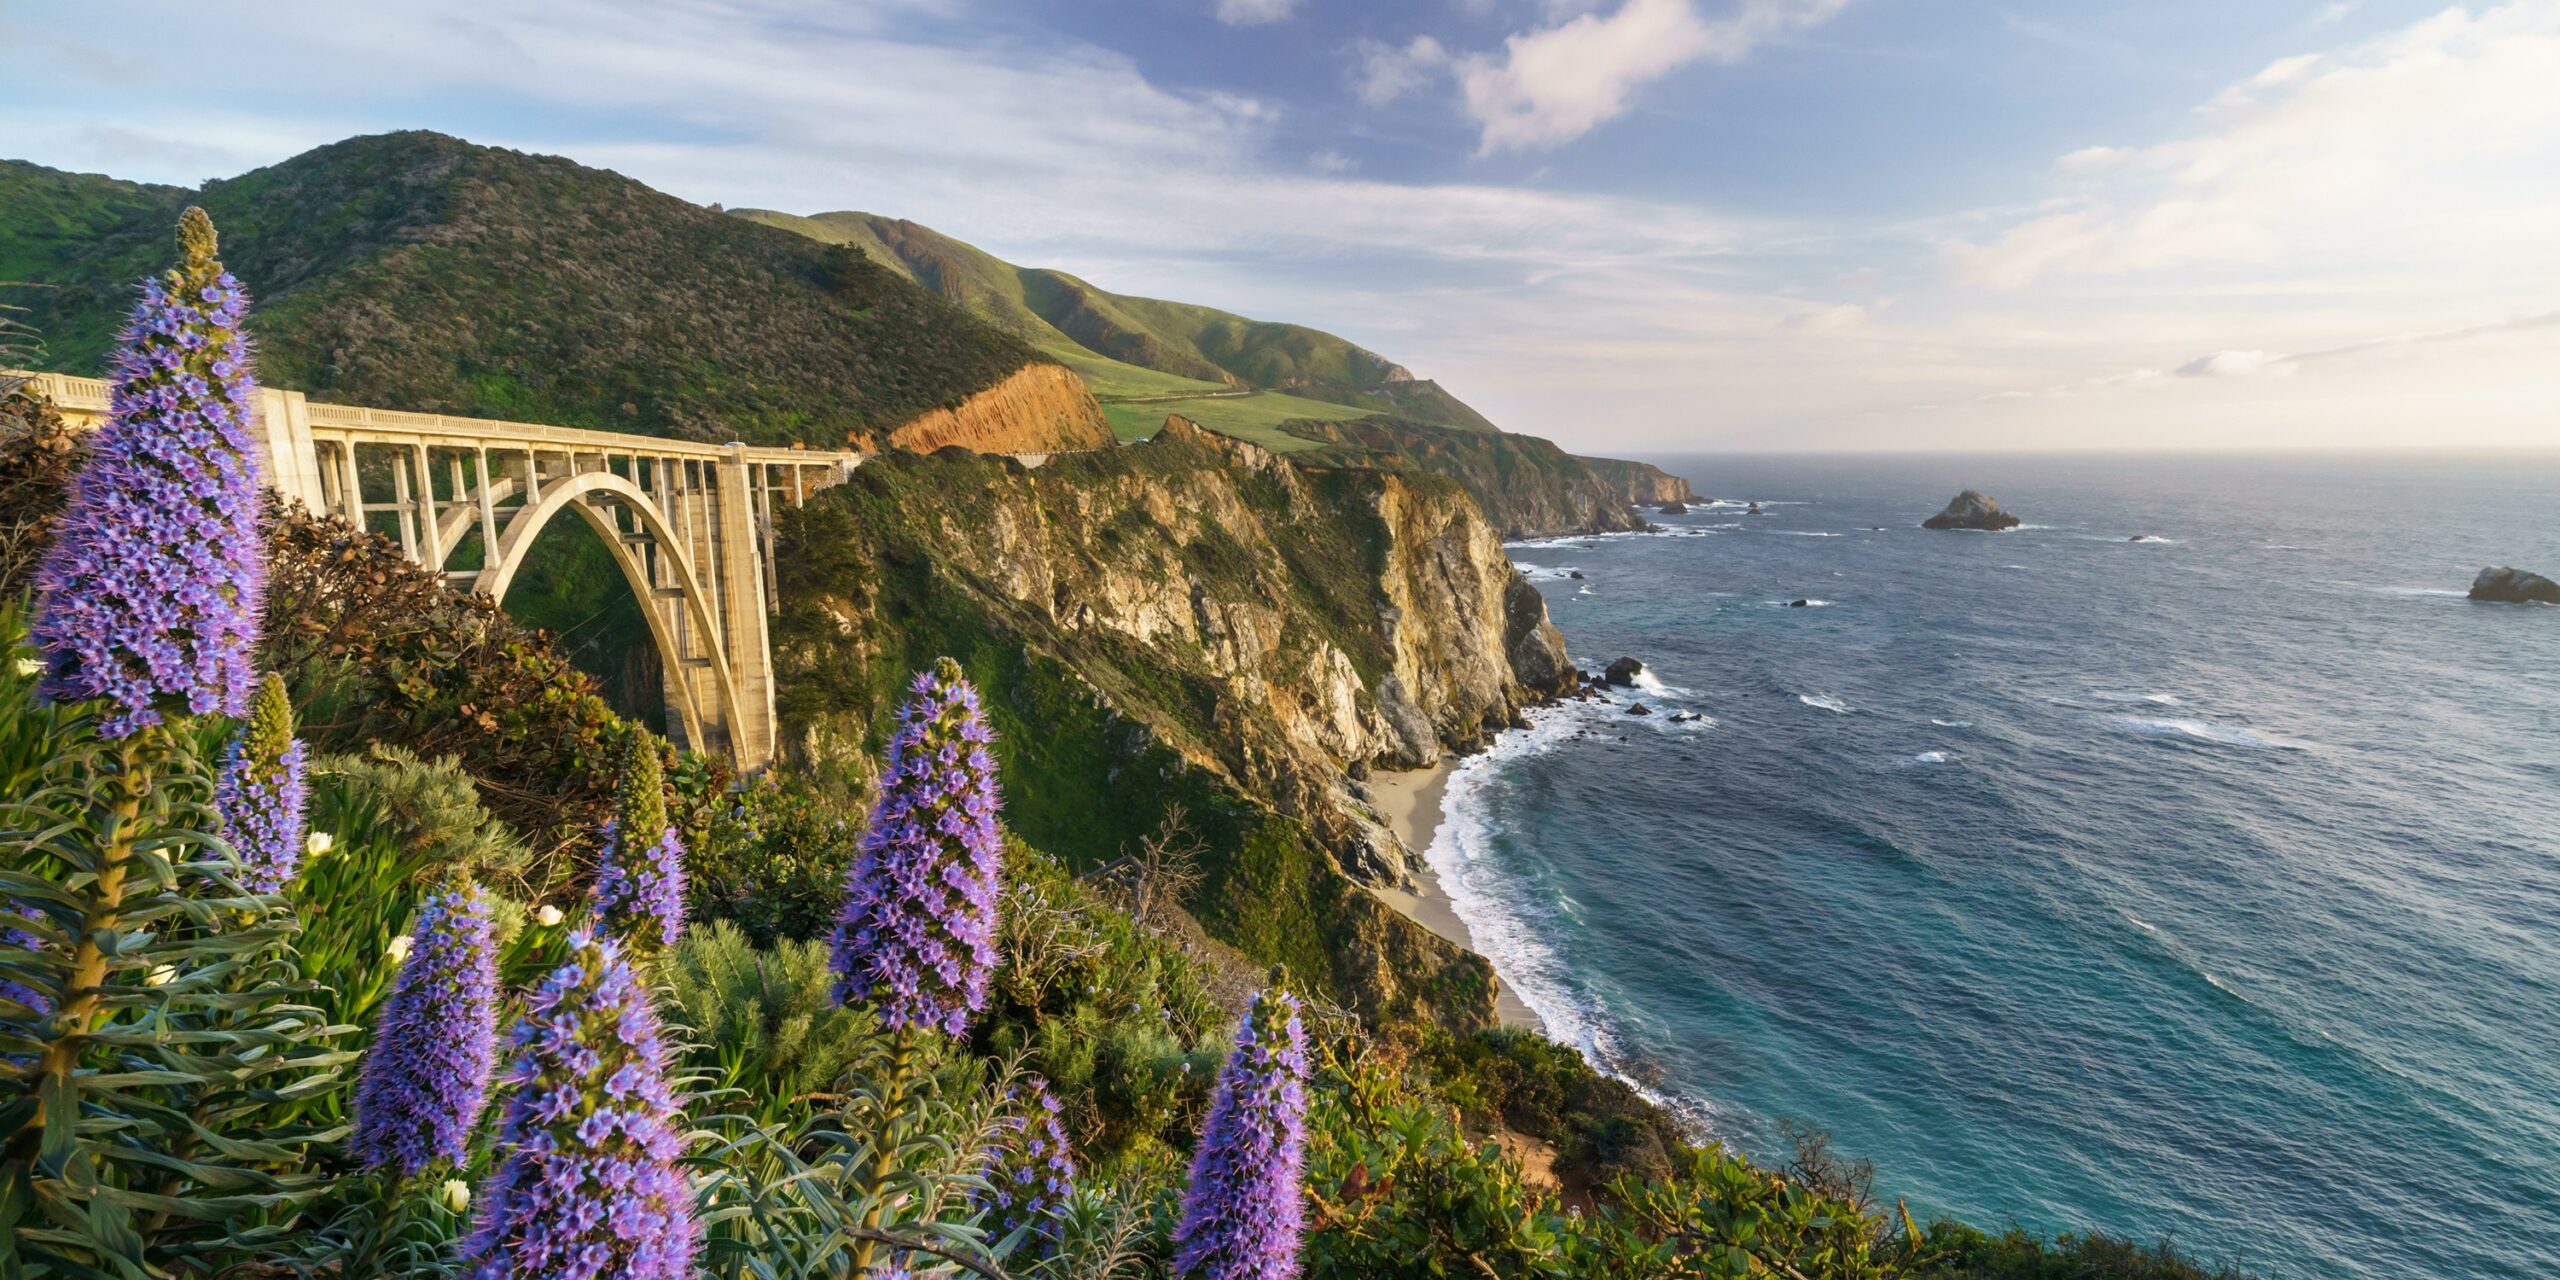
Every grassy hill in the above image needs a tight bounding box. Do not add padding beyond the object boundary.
[734,208,1498,448]
[0,133,1062,447]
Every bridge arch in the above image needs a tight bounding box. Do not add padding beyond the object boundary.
[474,470,738,757]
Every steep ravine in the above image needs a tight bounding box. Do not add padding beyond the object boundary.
[771,416,1574,1029]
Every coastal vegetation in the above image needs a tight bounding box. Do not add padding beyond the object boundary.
[0,204,2252,1278]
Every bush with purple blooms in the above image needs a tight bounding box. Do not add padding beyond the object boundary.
[594,735,686,950]
[1176,981,1312,1280]
[979,1073,1078,1256]
[31,206,263,737]
[213,672,309,895]
[464,928,696,1280]
[350,886,499,1178]
[830,657,1002,1037]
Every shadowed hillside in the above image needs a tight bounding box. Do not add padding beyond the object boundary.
[0,133,1107,450]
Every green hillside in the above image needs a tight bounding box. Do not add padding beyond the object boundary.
[734,207,1500,446]
[0,133,1050,446]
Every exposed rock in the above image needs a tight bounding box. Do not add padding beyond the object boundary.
[1604,656,1645,687]
[1747,502,1765,516]
[1657,500,1689,515]
[1922,489,2022,531]
[879,362,1117,454]
[1626,702,1652,717]
[1283,417,1648,537]
[1786,598,1812,608]
[1578,455,1698,505]
[2469,566,2560,604]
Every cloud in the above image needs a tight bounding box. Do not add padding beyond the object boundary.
[1213,0,1297,26]
[1349,35,1451,105]
[1459,0,1849,153]
[1952,3,2560,289]
[2174,350,2286,377]
[1307,149,1356,173]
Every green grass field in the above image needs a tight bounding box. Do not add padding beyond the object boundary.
[1101,390,1376,451]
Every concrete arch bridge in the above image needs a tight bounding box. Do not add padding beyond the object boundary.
[26,371,1074,773]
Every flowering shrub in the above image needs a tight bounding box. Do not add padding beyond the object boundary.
[1176,982,1312,1280]
[214,671,310,894]
[32,207,263,736]
[830,657,1002,1037]
[595,736,686,950]
[465,928,696,1278]
[350,886,500,1177]
[980,1073,1078,1257]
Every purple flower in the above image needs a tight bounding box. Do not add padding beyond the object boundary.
[465,929,695,1280]
[593,821,685,951]
[1,904,50,1015]
[830,659,1002,1037]
[978,1074,1077,1257]
[351,887,500,1177]
[1174,984,1309,1280]
[31,207,263,737]
[594,739,685,950]
[212,673,308,895]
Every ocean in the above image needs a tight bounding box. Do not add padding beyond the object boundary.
[1434,453,2560,1278]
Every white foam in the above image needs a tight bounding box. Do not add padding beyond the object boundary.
[1771,598,1835,608]
[1798,693,1852,714]
[1930,718,1972,728]
[2126,914,2158,934]
[1516,565,1582,583]
[1911,751,1950,764]
[2092,692,2183,706]
[2110,716,2303,750]
[1765,530,1842,538]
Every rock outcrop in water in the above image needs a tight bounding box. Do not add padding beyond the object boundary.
[1923,489,2022,531]
[1604,656,1645,687]
[2468,566,2560,604]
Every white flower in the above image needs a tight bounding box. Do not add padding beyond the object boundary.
[384,935,413,965]
[146,964,177,987]
[13,658,39,678]
[534,904,565,928]
[439,1179,471,1213]
[305,831,334,858]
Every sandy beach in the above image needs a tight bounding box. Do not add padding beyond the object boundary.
[1367,760,1544,1032]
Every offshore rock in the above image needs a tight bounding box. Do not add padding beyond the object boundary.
[1923,489,2022,531]
[2468,566,2560,604]
[1604,656,1645,687]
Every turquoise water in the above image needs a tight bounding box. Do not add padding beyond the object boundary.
[1436,454,2560,1278]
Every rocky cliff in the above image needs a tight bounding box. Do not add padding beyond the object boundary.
[1580,455,1697,506]
[1281,417,1647,538]
[873,363,1116,454]
[771,415,1574,1029]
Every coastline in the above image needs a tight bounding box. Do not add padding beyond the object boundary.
[1367,758,1545,1032]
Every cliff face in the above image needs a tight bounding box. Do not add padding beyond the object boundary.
[1283,417,1647,538]
[1580,455,1698,506]
[873,363,1115,454]
[772,416,1572,1029]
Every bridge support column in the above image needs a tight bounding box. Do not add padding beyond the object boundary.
[717,444,779,774]
[252,387,330,513]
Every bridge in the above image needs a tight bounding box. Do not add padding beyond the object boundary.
[21,371,1076,774]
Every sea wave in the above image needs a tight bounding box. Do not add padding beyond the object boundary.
[1910,751,1950,764]
[1930,718,1972,728]
[2110,716,2303,750]
[1798,693,1852,714]
[2091,691,2183,706]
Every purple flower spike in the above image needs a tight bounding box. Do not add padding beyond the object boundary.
[830,658,1002,1037]
[465,929,696,1280]
[31,207,264,737]
[979,1074,1077,1256]
[213,673,309,895]
[1174,983,1310,1280]
[351,886,499,1177]
[594,739,685,950]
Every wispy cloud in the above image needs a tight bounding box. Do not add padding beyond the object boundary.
[1213,0,1297,26]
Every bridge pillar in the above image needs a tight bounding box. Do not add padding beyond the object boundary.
[252,386,330,513]
[717,444,779,774]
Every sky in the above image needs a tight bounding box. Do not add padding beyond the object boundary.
[4,0,2557,452]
